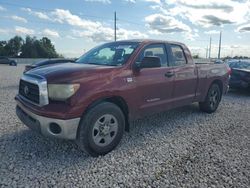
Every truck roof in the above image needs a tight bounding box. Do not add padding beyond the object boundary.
[116,39,185,46]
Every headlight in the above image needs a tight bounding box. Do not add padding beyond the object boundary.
[48,84,80,101]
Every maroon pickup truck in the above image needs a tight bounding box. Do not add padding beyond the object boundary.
[16,40,230,156]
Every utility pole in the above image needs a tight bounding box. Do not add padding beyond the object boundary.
[218,31,222,59]
[114,11,117,41]
[209,37,212,59]
[206,46,208,59]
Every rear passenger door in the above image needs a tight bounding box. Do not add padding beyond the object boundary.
[166,44,197,107]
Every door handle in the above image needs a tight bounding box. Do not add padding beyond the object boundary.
[165,72,174,78]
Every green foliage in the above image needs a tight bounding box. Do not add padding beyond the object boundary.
[0,35,60,58]
[0,41,7,56]
[192,55,200,59]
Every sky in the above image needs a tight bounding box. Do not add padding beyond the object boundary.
[0,0,250,58]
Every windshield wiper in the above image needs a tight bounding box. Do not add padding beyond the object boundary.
[85,62,118,66]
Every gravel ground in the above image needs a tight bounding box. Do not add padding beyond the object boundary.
[0,65,249,188]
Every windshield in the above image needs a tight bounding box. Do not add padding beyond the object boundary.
[76,42,139,66]
[229,61,250,70]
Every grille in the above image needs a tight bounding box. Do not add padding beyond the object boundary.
[19,80,40,104]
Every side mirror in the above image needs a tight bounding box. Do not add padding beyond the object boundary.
[133,56,161,72]
[140,56,161,69]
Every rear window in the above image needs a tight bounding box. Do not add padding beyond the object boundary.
[168,45,187,66]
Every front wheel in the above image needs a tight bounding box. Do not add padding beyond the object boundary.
[76,102,125,157]
[199,83,222,113]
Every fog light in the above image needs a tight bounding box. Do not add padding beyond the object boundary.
[49,123,62,134]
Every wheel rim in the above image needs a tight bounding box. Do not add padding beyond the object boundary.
[92,114,118,147]
[209,89,219,109]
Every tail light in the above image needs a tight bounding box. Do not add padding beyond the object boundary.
[226,65,232,75]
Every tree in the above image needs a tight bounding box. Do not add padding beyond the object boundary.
[4,36,23,57]
[0,36,23,57]
[38,37,59,58]
[0,35,60,58]
[0,41,7,56]
[20,36,59,58]
[21,36,38,58]
[192,54,200,59]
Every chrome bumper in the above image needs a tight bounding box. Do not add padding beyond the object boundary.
[16,103,80,140]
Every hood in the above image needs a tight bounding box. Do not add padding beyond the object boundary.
[26,63,116,83]
[233,68,250,73]
[32,59,75,67]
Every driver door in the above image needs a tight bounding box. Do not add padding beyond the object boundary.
[133,43,174,116]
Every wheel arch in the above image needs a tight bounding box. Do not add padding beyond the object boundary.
[82,96,130,132]
[201,79,224,102]
[211,79,223,95]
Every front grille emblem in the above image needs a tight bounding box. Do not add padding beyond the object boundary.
[24,85,29,95]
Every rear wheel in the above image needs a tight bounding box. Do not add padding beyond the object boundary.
[76,102,125,157]
[199,83,221,113]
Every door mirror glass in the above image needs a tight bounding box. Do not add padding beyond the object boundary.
[140,56,161,69]
[133,56,161,72]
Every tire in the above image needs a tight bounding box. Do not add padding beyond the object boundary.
[199,83,222,113]
[76,102,125,157]
[9,61,17,66]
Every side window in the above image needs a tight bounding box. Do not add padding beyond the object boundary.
[169,45,187,66]
[139,44,168,66]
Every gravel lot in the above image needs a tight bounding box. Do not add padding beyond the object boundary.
[0,65,249,187]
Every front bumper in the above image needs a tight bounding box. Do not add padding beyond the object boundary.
[16,103,80,140]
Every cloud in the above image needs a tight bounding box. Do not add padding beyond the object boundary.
[236,23,250,32]
[52,9,102,29]
[145,14,191,33]
[144,0,161,4]
[204,30,220,34]
[125,0,136,3]
[19,7,148,42]
[21,7,50,20]
[10,15,28,23]
[117,28,148,39]
[66,35,77,40]
[15,26,35,35]
[73,29,113,42]
[0,28,9,34]
[73,27,147,42]
[177,1,234,12]
[201,15,235,26]
[151,0,250,28]
[42,29,60,38]
[0,5,6,11]
[84,0,111,4]
[52,9,147,42]
[184,32,199,41]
